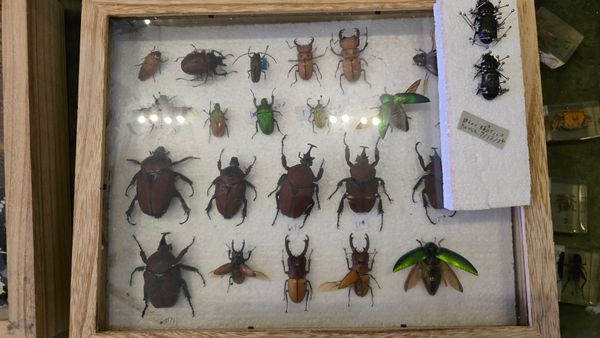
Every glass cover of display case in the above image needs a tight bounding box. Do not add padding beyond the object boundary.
[104,14,518,330]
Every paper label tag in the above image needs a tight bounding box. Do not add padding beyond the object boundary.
[457,111,509,149]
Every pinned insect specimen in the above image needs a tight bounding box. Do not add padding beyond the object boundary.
[176,45,234,85]
[474,52,509,100]
[460,0,514,46]
[330,28,371,94]
[282,235,313,312]
[210,240,269,292]
[287,37,326,86]
[133,94,194,130]
[233,46,277,83]
[561,253,587,296]
[551,110,592,131]
[393,239,478,295]
[138,47,165,81]
[306,96,331,132]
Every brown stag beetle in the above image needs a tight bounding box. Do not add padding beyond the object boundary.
[282,235,313,312]
[206,149,257,226]
[175,45,235,85]
[413,142,456,224]
[319,234,380,307]
[125,146,199,225]
[329,133,391,231]
[130,232,206,317]
[286,37,326,86]
[269,135,324,228]
[330,28,371,94]
[210,240,269,292]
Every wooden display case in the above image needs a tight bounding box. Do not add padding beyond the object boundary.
[1,0,71,337]
[70,1,558,337]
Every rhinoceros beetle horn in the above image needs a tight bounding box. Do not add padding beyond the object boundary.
[284,235,293,257]
[230,156,240,167]
[357,146,369,162]
[300,144,317,165]
[158,232,171,250]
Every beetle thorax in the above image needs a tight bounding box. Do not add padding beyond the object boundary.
[352,251,370,267]
[350,163,376,182]
[147,250,176,274]
[231,251,246,265]
[340,36,359,49]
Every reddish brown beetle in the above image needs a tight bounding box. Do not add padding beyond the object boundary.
[206,149,257,226]
[319,234,380,307]
[137,47,165,81]
[210,240,269,292]
[130,232,206,317]
[176,45,234,85]
[329,133,391,231]
[286,37,326,86]
[125,146,198,225]
[330,28,371,94]
[269,135,324,228]
[282,235,313,312]
[413,142,456,224]
[203,102,229,141]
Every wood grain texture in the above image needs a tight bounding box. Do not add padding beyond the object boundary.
[69,0,555,337]
[516,0,560,337]
[2,0,71,336]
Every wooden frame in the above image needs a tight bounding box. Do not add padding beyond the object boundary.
[70,1,558,337]
[1,0,71,337]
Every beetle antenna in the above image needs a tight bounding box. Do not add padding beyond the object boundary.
[416,239,424,247]
[438,238,445,246]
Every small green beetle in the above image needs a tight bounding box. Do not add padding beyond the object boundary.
[203,102,229,142]
[251,89,282,139]
[376,80,430,138]
[306,96,331,133]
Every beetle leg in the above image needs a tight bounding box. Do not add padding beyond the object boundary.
[205,195,216,220]
[328,178,349,199]
[336,193,348,229]
[422,190,436,225]
[334,59,342,77]
[129,266,144,286]
[311,119,317,134]
[236,196,248,227]
[300,200,315,229]
[174,190,191,224]
[281,250,288,274]
[206,177,219,196]
[180,279,195,317]
[274,119,283,135]
[252,120,259,139]
[447,210,457,218]
[272,191,281,226]
[314,159,325,181]
[313,183,321,209]
[126,195,138,226]
[306,280,313,309]
[268,174,285,197]
[245,181,257,201]
[179,264,206,287]
[360,69,372,88]
[175,172,195,197]
[307,248,313,273]
[126,158,142,166]
[347,287,352,307]
[172,156,200,167]
[376,193,384,232]
[344,248,351,270]
[376,178,392,202]
[284,280,289,313]
[339,72,345,94]
[174,237,195,263]
[314,64,322,86]
[125,171,140,197]
[141,290,149,318]
[369,286,375,307]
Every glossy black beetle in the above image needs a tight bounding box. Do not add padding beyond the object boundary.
[130,232,206,317]
[233,46,277,83]
[474,52,509,100]
[561,253,587,295]
[460,0,514,46]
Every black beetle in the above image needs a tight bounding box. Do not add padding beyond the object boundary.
[413,31,437,76]
[206,149,257,226]
[176,45,234,85]
[233,46,277,83]
[282,235,313,312]
[125,147,199,225]
[460,0,514,46]
[474,52,509,100]
[561,253,587,295]
[412,142,456,224]
[210,240,269,292]
[269,135,324,228]
[328,133,391,231]
[130,232,206,317]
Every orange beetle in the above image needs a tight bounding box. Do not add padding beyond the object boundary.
[138,47,164,81]
[551,110,591,131]
[287,37,326,86]
[282,235,313,312]
[330,28,371,93]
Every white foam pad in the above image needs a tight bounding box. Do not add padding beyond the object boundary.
[435,0,531,210]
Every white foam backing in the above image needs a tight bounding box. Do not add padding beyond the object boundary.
[435,0,531,210]
[106,17,516,330]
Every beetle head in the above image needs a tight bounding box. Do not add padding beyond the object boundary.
[158,232,173,252]
[349,233,370,253]
[423,241,439,257]
[230,240,246,263]
[260,98,269,105]
[355,146,370,164]
[339,28,360,49]
[229,157,240,167]
[350,234,370,266]
[151,146,169,156]
[379,93,394,105]
[300,144,318,166]
[213,103,221,110]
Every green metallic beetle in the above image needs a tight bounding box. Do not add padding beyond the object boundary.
[306,96,331,132]
[251,89,282,139]
[393,239,478,295]
[203,102,229,142]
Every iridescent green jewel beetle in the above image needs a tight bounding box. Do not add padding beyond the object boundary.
[251,88,283,139]
[393,239,478,295]
[376,80,430,138]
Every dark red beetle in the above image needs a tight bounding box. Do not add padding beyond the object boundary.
[286,37,326,86]
[282,235,313,312]
[330,28,371,94]
[137,47,164,81]
[413,142,456,224]
[210,240,269,292]
[268,135,324,228]
[329,133,391,231]
[206,149,257,226]
[319,234,380,307]
[176,45,234,85]
[125,146,198,225]
[130,232,206,317]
